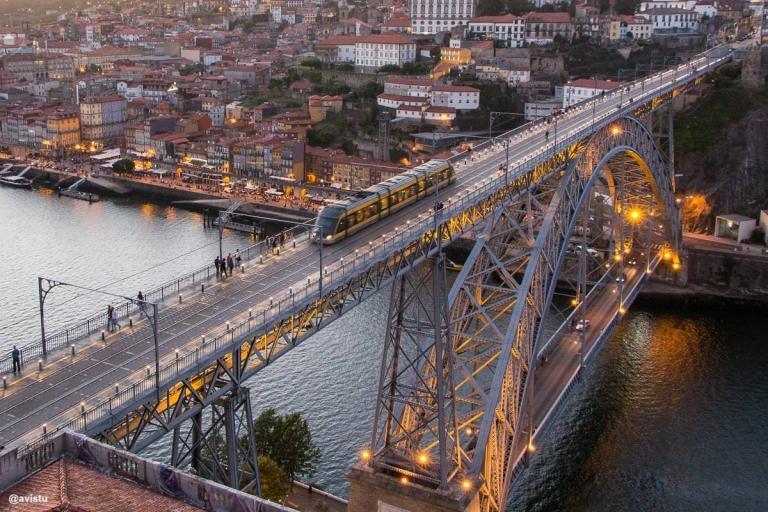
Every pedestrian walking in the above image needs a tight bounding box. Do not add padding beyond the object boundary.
[214,256,221,277]
[272,237,278,255]
[137,291,144,302]
[11,345,21,373]
[227,253,234,275]
[107,305,114,332]
[279,232,285,248]
[235,249,242,269]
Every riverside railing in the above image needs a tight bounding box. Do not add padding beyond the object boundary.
[13,51,730,455]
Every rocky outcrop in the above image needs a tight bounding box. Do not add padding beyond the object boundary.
[678,105,768,219]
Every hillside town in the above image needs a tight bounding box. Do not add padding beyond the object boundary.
[0,0,763,194]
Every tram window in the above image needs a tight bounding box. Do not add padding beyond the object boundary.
[417,179,425,192]
[338,216,347,232]
[357,210,364,223]
[380,196,388,210]
[369,204,377,217]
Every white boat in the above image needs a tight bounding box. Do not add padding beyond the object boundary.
[0,175,32,188]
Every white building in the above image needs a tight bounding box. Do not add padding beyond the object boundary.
[562,78,626,107]
[620,15,653,39]
[409,0,477,34]
[431,85,480,110]
[354,33,417,70]
[637,7,699,32]
[383,77,433,97]
[377,79,480,122]
[467,14,526,47]
[507,66,531,85]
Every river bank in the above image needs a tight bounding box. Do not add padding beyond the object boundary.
[637,280,768,309]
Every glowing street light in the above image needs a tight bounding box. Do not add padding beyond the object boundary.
[360,449,371,462]
[609,124,623,137]
[628,209,642,222]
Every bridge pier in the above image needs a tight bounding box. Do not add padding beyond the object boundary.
[348,465,480,512]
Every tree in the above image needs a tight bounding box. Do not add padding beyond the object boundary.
[112,158,135,173]
[378,64,400,73]
[253,408,321,482]
[258,455,290,503]
[357,80,384,99]
[300,57,323,69]
[180,63,204,75]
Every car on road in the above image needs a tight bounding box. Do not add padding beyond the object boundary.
[575,319,590,331]
[627,257,638,266]
[569,244,599,257]
[615,274,626,283]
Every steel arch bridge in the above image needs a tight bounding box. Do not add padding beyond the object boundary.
[362,114,681,512]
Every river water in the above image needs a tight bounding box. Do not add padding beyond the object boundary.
[1,187,766,511]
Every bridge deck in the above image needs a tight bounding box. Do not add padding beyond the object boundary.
[0,50,729,456]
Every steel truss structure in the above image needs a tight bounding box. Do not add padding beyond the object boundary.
[369,115,681,512]
[44,137,574,492]
[18,52,723,500]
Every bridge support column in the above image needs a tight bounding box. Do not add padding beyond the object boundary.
[348,465,480,512]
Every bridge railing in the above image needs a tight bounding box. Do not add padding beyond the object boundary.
[0,222,313,376]
[13,49,732,453]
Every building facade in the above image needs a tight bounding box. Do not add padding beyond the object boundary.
[467,14,526,47]
[79,95,128,146]
[409,0,477,34]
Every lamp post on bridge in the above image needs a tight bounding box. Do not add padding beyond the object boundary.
[35,277,163,401]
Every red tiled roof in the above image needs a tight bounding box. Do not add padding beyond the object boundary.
[524,12,571,23]
[385,77,433,86]
[639,7,696,14]
[315,34,359,47]
[432,85,480,93]
[471,14,523,23]
[378,93,428,103]
[0,458,203,512]
[384,11,411,27]
[357,32,414,45]
[426,106,456,113]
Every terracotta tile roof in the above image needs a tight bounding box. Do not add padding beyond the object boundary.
[0,458,203,512]
[315,34,359,47]
[432,85,480,93]
[384,77,433,87]
[377,93,428,103]
[471,13,523,23]
[357,32,414,45]
[524,12,572,23]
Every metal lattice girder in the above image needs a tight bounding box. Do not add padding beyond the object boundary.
[75,140,575,462]
[371,255,458,489]
[370,115,681,512]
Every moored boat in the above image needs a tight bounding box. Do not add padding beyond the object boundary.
[0,175,32,188]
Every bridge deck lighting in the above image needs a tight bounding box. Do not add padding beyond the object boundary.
[418,452,429,465]
[461,479,472,491]
[527,442,536,453]
[672,262,681,271]
[465,427,473,436]
[613,253,622,262]
[360,449,371,462]
[619,307,627,314]
[628,209,642,222]
[400,476,409,484]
